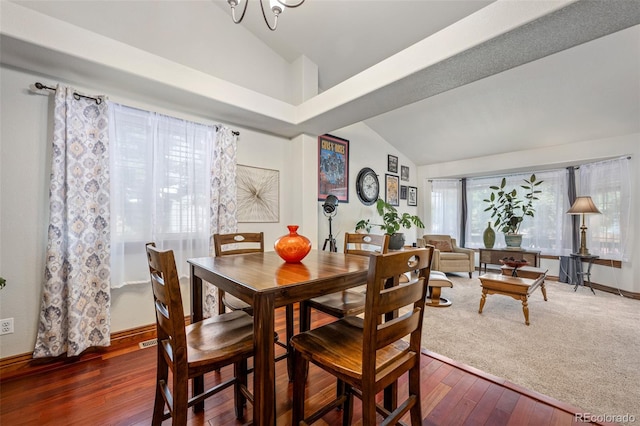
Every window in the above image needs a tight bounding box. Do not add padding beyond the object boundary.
[432,158,631,260]
[464,169,569,254]
[578,157,631,261]
[109,104,217,288]
[429,180,461,239]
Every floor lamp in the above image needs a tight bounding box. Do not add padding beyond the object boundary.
[567,196,601,256]
[322,195,338,252]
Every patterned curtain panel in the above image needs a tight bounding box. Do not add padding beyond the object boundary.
[33,86,111,358]
[205,126,238,317]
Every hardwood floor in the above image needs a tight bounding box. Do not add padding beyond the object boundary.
[0,308,609,425]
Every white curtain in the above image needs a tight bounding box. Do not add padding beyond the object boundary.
[33,86,111,358]
[108,104,237,315]
[578,157,632,262]
[430,180,461,239]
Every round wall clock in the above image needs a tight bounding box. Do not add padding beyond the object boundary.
[356,167,379,205]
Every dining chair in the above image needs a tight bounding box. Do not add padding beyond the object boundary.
[213,232,295,378]
[299,232,389,332]
[145,242,254,425]
[291,246,434,425]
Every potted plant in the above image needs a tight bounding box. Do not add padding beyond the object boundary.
[355,198,424,250]
[483,174,543,248]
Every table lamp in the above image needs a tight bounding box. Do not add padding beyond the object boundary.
[567,196,601,256]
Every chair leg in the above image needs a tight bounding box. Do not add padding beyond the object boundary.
[408,362,422,425]
[292,348,307,425]
[152,354,168,426]
[286,304,295,381]
[336,379,345,409]
[234,360,248,419]
[217,289,226,314]
[173,365,189,426]
[299,300,311,333]
[362,384,377,425]
[342,384,353,426]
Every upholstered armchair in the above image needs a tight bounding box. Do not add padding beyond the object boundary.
[422,234,475,278]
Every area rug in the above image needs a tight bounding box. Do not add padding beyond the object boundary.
[422,273,639,425]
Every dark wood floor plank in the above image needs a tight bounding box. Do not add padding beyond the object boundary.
[463,382,506,426]
[506,396,537,426]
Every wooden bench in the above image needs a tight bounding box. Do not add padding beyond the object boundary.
[478,272,548,325]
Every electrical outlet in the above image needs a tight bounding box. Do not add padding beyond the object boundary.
[1,318,14,335]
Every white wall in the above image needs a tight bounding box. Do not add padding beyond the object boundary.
[418,134,640,294]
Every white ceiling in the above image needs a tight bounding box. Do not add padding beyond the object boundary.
[2,0,640,167]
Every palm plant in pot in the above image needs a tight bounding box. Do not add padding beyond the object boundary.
[355,198,424,250]
[483,174,543,249]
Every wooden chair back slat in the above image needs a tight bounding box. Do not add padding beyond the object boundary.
[343,232,389,257]
[214,232,264,256]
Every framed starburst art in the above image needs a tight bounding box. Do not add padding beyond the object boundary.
[237,165,279,222]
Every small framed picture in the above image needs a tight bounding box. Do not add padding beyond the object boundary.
[407,186,418,206]
[387,155,398,173]
[385,174,399,206]
[400,185,407,200]
[401,165,409,181]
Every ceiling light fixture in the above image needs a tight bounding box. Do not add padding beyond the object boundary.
[227,0,305,31]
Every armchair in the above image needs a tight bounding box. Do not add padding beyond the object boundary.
[423,234,475,278]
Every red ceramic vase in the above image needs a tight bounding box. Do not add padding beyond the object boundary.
[274,225,312,263]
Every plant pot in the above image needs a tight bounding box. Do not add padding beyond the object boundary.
[388,233,405,250]
[504,233,523,249]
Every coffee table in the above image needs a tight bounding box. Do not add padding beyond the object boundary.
[478,273,547,325]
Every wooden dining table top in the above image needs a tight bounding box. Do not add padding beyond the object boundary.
[188,250,370,307]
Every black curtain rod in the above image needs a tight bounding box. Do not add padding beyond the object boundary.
[214,124,240,136]
[35,82,103,105]
[35,82,241,134]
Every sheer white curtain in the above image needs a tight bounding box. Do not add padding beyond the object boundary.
[465,176,495,249]
[34,86,111,358]
[578,157,631,261]
[429,180,461,239]
[109,104,237,294]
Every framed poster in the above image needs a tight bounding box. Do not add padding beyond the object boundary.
[237,165,279,222]
[400,185,408,200]
[407,186,418,206]
[387,155,398,173]
[385,174,399,206]
[401,165,409,181]
[318,134,349,202]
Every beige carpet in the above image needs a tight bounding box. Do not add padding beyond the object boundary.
[422,273,640,425]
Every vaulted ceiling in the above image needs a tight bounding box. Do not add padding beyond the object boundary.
[2,0,639,166]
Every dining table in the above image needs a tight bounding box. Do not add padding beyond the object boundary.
[188,249,370,425]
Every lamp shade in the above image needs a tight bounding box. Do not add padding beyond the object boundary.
[567,196,601,215]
